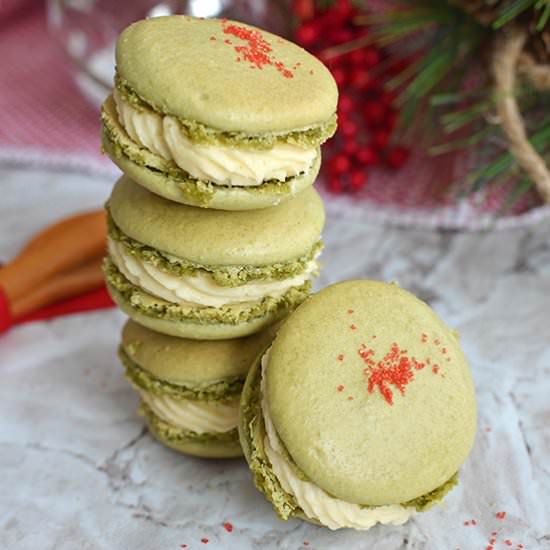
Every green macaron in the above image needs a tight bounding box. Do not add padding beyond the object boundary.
[120,320,277,458]
[240,280,477,530]
[104,175,324,340]
[101,15,337,210]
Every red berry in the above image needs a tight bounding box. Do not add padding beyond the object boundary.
[340,119,358,138]
[338,94,354,114]
[372,129,390,150]
[353,26,369,40]
[343,139,359,156]
[329,154,351,175]
[327,176,343,194]
[356,147,379,166]
[349,69,372,90]
[387,58,410,76]
[292,0,315,20]
[363,101,387,127]
[295,22,320,47]
[348,48,367,65]
[331,66,348,88]
[327,0,354,25]
[363,47,381,68]
[318,52,338,70]
[350,170,368,191]
[380,90,397,106]
[386,147,409,169]
[328,27,354,45]
[385,110,399,132]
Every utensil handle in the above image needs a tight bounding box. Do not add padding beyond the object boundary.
[0,210,106,303]
[9,256,105,319]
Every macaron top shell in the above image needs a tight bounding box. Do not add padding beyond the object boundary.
[121,320,275,385]
[108,176,325,266]
[266,280,477,506]
[116,16,337,135]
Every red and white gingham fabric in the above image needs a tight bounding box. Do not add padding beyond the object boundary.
[1,1,549,229]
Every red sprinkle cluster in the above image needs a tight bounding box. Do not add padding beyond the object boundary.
[218,20,294,79]
[358,342,427,405]
[223,522,233,533]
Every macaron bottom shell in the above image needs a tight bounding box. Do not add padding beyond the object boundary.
[105,264,309,340]
[141,401,243,459]
[101,96,321,211]
[239,352,460,529]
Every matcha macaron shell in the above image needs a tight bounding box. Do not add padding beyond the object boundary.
[120,320,278,459]
[115,16,337,136]
[108,175,324,267]
[265,280,477,506]
[121,319,277,394]
[239,280,477,527]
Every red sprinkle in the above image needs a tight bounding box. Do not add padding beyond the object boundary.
[337,353,344,362]
[347,309,354,314]
[464,520,470,526]
[441,347,448,354]
[223,522,233,533]
[496,511,507,520]
[434,338,441,345]
[304,542,310,547]
[517,545,524,549]
[337,385,345,392]
[372,334,377,339]
[350,324,357,330]
[201,539,209,544]
[359,342,428,405]
[472,519,477,525]
[491,532,498,537]
[220,21,294,78]
[486,546,494,550]
[432,365,440,374]
[309,70,314,74]
[209,36,216,41]
[347,396,354,400]
[505,541,513,547]
[180,546,188,549]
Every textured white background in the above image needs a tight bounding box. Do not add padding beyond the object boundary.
[1,167,549,550]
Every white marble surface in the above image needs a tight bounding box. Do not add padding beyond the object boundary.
[1,167,549,550]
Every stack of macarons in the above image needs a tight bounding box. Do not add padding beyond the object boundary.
[101,14,477,532]
[101,15,337,458]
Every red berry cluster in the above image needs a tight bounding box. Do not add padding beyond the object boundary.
[292,0,410,194]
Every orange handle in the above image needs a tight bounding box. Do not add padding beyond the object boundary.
[9,256,105,319]
[0,210,106,303]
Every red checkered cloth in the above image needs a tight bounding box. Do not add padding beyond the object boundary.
[1,1,549,229]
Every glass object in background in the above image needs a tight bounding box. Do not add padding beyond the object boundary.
[47,0,291,109]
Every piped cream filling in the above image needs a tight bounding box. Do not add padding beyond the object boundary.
[113,90,317,187]
[142,392,239,434]
[260,349,415,530]
[108,237,318,308]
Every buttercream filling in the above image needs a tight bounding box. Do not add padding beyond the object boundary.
[113,90,317,187]
[260,350,415,530]
[141,391,239,434]
[108,237,318,308]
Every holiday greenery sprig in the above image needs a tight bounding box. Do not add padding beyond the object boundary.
[365,0,550,204]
